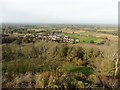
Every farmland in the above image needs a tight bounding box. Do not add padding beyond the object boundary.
[1,24,119,89]
[63,33,103,43]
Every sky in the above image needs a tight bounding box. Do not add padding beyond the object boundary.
[0,0,119,24]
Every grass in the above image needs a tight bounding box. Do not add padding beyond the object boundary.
[80,37,98,43]
[97,29,117,32]
[69,66,94,75]
[79,31,99,36]
[64,33,102,43]
[64,33,80,39]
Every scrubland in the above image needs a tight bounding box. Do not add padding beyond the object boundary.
[1,25,119,89]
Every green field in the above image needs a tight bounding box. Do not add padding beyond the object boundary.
[64,33,102,43]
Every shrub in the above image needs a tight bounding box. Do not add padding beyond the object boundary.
[90,40,95,44]
[2,59,43,75]
[2,36,17,44]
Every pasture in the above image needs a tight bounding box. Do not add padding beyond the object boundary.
[64,33,103,43]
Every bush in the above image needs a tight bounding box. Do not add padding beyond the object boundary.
[3,40,113,88]
[2,59,43,75]
[2,36,17,44]
[90,40,95,44]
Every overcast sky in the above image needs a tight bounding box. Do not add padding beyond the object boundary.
[1,0,119,24]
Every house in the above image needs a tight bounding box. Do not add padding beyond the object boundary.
[75,39,80,43]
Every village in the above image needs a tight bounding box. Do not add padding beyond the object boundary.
[2,24,112,45]
[14,30,80,44]
[2,28,110,45]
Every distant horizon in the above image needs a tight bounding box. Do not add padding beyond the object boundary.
[2,22,118,26]
[1,0,118,24]
[1,20,118,25]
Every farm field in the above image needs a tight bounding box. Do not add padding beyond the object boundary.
[97,29,117,32]
[64,33,103,43]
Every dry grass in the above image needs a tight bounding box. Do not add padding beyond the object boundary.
[60,29,86,34]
